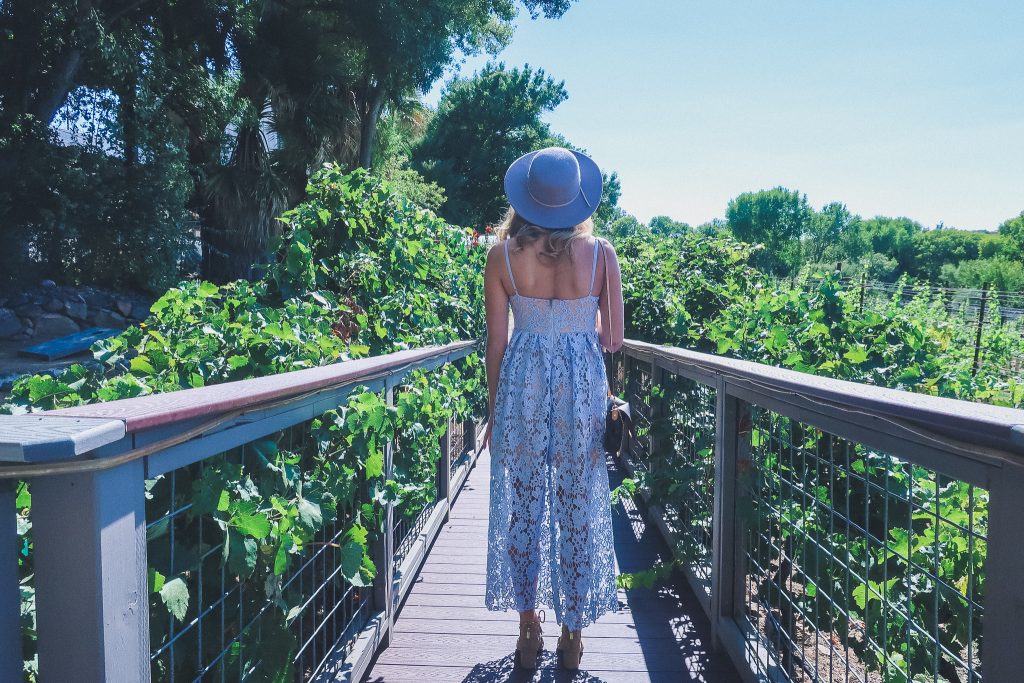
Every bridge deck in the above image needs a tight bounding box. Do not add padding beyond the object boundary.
[363,449,740,682]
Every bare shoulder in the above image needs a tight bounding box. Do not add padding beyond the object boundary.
[485,240,505,266]
[593,236,619,257]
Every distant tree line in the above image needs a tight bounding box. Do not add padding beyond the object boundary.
[601,188,1024,292]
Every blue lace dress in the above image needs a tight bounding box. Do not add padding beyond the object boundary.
[485,238,619,631]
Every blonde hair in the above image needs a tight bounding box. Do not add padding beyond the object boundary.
[495,207,595,263]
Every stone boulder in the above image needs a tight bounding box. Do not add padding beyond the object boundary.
[0,308,22,339]
[64,300,88,321]
[34,314,80,339]
[94,309,127,328]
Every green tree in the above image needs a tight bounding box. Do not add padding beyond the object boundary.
[853,216,923,273]
[1,0,578,284]
[413,62,568,227]
[649,215,691,236]
[806,202,854,264]
[909,228,987,281]
[725,187,811,276]
[605,215,647,239]
[998,211,1024,260]
[941,257,1024,292]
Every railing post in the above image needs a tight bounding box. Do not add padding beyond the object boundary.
[982,464,1024,680]
[373,382,397,646]
[0,481,22,683]
[31,459,151,683]
[711,381,750,652]
[464,417,478,454]
[437,422,451,514]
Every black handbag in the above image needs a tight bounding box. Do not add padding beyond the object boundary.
[604,394,632,455]
[599,239,632,455]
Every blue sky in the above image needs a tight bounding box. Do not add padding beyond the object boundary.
[426,1,1024,231]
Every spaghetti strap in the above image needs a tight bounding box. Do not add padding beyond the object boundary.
[503,239,519,295]
[588,239,600,295]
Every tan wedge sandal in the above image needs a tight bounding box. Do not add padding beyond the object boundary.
[557,624,584,670]
[516,610,545,669]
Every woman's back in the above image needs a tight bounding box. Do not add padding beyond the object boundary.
[501,235,604,302]
[502,237,603,337]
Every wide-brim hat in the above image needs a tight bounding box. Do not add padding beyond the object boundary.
[504,146,603,229]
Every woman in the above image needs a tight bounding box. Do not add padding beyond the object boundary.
[481,146,624,670]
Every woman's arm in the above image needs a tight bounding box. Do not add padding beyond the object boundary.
[596,238,624,353]
[483,244,511,419]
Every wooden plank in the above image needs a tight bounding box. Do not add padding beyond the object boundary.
[364,664,678,683]
[33,457,150,682]
[0,415,125,462]
[981,465,1024,680]
[374,645,689,671]
[18,327,119,360]
[393,617,670,639]
[48,341,476,432]
[384,631,688,657]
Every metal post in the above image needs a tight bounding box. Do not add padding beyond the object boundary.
[0,482,22,683]
[464,418,477,456]
[372,383,396,647]
[982,464,1024,680]
[437,423,451,515]
[711,383,750,651]
[859,273,867,313]
[972,287,988,377]
[32,460,151,683]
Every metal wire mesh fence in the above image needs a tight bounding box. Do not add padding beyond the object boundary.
[740,408,986,683]
[448,417,465,472]
[146,421,373,682]
[622,355,717,589]
[615,345,994,683]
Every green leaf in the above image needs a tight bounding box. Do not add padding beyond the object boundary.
[225,531,258,578]
[197,281,220,297]
[297,498,322,528]
[274,538,292,576]
[233,511,271,539]
[159,577,189,622]
[364,450,384,478]
[339,539,368,586]
[130,355,156,374]
[148,568,165,594]
[843,346,869,364]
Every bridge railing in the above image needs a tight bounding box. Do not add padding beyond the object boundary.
[0,341,483,683]
[609,339,1024,683]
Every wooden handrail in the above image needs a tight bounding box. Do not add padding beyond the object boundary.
[0,341,476,464]
[623,338,1024,458]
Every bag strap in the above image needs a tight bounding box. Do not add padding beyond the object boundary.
[601,238,614,398]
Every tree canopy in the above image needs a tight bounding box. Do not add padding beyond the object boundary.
[0,0,577,287]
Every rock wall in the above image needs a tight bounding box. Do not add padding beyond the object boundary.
[0,281,155,342]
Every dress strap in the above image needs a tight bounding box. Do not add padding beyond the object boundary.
[503,239,519,295]
[588,239,601,295]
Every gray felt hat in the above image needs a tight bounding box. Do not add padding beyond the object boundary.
[504,146,603,229]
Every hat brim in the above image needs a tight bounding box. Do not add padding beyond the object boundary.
[504,149,603,229]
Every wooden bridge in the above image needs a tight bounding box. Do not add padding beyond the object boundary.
[1,339,1023,682]
[364,447,738,682]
